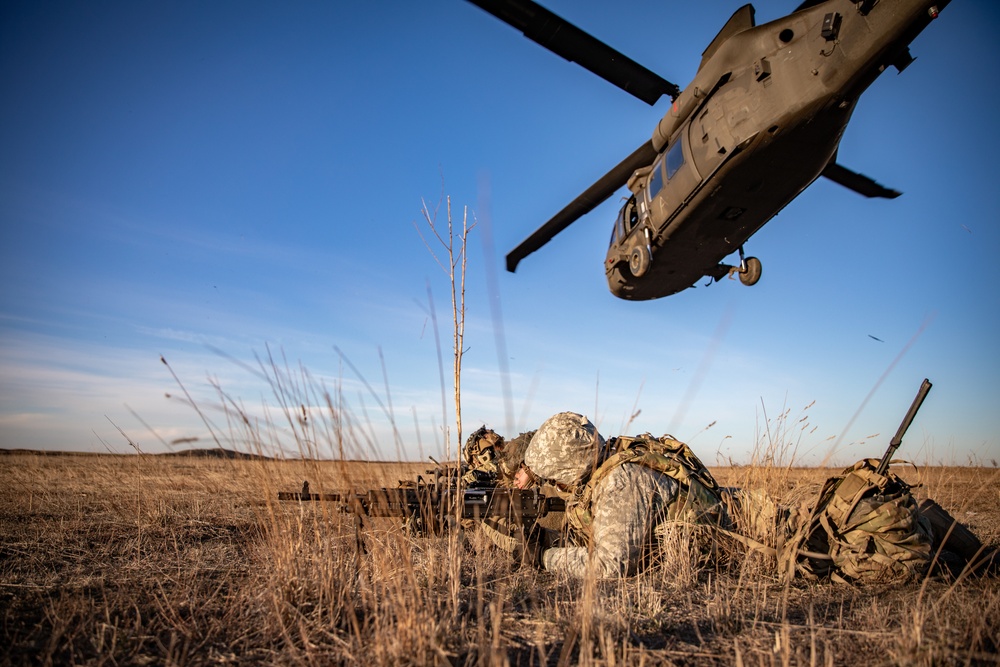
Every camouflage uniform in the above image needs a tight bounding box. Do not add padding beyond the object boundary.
[524,412,680,578]
[463,426,540,553]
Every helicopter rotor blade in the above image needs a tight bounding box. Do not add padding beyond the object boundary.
[506,140,658,273]
[821,162,901,199]
[466,0,679,105]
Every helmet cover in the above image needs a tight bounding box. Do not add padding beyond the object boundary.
[524,412,605,487]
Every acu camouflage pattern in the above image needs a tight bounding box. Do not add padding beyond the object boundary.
[525,417,736,578]
[785,459,934,583]
[544,462,679,578]
[546,433,732,578]
[569,434,732,530]
[524,412,606,487]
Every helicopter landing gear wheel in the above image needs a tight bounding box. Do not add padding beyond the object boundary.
[739,256,762,286]
[629,244,651,278]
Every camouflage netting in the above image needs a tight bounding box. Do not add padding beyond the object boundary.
[524,412,605,487]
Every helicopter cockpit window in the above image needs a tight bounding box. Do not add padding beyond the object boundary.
[648,157,665,201]
[666,137,685,179]
[611,206,625,247]
[611,196,639,247]
[624,196,638,233]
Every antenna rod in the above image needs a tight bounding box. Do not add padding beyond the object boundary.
[875,378,932,476]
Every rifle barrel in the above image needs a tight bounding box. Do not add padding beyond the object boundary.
[277,483,566,521]
[276,491,345,501]
[876,378,932,475]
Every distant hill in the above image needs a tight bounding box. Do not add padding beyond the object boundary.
[0,447,272,460]
[162,447,273,461]
[0,448,104,457]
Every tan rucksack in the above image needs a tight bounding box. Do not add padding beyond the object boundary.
[787,459,934,583]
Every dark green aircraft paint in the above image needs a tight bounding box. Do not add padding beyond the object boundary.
[468,0,950,300]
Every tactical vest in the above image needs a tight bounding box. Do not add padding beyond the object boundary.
[564,434,730,536]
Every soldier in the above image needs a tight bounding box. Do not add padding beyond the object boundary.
[518,411,685,578]
[462,426,536,488]
[511,413,998,583]
[461,426,505,487]
[462,426,540,553]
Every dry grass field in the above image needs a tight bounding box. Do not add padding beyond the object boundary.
[1,452,997,666]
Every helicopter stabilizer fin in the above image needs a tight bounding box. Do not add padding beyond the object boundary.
[699,5,756,72]
[821,162,902,199]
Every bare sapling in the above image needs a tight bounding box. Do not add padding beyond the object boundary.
[416,195,474,458]
[415,194,475,616]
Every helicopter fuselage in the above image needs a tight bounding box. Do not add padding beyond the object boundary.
[604,0,947,300]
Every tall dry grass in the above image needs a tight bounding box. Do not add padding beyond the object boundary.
[2,393,997,666]
[6,232,998,665]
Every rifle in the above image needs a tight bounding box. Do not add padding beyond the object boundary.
[875,378,932,476]
[278,477,565,537]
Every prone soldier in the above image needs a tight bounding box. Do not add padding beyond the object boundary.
[512,412,731,577]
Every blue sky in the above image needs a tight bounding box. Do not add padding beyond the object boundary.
[1,0,997,465]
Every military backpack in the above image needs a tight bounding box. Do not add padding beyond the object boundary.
[786,458,934,583]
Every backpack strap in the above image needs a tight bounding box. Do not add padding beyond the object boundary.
[564,434,729,535]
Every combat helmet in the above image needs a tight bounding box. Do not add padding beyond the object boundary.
[524,412,606,488]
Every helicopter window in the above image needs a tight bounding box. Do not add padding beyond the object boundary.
[611,207,625,247]
[666,138,685,179]
[648,158,665,200]
[624,196,638,233]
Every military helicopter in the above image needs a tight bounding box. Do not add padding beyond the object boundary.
[466,0,950,300]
